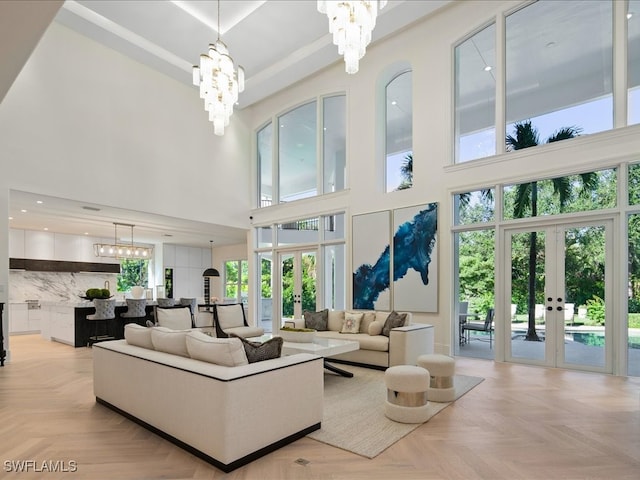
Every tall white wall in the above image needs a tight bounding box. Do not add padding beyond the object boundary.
[246,0,640,352]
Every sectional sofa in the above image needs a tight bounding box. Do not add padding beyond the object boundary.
[92,325,323,472]
[285,309,434,369]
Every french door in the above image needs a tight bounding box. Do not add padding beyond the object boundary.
[504,219,613,373]
[278,249,318,326]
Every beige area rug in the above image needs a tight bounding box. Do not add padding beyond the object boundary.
[307,365,483,458]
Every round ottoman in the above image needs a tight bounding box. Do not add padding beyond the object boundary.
[384,365,430,423]
[417,354,456,402]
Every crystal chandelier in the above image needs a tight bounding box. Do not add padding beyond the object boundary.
[94,223,153,260]
[192,0,244,136]
[317,1,387,74]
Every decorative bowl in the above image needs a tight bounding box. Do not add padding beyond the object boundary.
[278,328,317,343]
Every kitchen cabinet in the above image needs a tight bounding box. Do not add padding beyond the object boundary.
[9,304,28,333]
[49,306,75,346]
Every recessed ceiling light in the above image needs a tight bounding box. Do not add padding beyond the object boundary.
[484,65,492,72]
[82,206,101,212]
[8,216,13,220]
[391,100,397,105]
[36,200,43,204]
[20,209,27,213]
[44,227,49,231]
[84,232,89,235]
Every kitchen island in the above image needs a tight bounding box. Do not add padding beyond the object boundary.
[40,301,157,347]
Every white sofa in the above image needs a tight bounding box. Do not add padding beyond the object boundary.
[285,310,434,369]
[93,334,323,472]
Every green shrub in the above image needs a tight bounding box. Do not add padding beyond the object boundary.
[586,295,605,325]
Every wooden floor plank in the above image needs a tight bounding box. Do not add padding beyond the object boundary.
[1,335,639,479]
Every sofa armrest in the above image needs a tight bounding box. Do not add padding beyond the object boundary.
[283,318,306,329]
[389,324,434,366]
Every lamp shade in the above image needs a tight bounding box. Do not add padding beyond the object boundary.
[202,268,220,277]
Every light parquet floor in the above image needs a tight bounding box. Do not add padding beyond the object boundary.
[1,334,639,480]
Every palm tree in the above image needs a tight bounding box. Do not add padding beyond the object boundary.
[396,153,413,190]
[506,120,596,341]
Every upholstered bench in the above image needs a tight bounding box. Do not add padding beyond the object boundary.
[384,365,430,423]
[417,354,455,402]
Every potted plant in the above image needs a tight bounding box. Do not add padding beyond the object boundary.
[83,288,112,300]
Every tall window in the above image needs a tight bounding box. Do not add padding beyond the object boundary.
[455,23,496,163]
[386,70,413,192]
[258,95,346,207]
[258,122,273,207]
[629,0,640,125]
[506,1,613,141]
[224,260,248,305]
[279,102,317,202]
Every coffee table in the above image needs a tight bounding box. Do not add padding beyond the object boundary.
[250,335,360,377]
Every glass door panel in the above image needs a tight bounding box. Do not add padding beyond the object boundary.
[279,250,317,327]
[506,221,611,373]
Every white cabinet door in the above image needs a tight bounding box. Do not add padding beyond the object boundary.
[51,307,74,345]
[40,306,51,340]
[9,304,28,333]
[28,308,42,332]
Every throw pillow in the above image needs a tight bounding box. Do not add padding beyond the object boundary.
[327,310,345,331]
[185,331,248,366]
[303,309,328,331]
[382,311,407,337]
[124,323,154,349]
[341,312,363,334]
[368,320,384,336]
[216,304,246,329]
[231,334,284,363]
[150,326,190,357]
[359,311,376,333]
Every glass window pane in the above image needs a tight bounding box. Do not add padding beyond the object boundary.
[454,189,495,225]
[277,217,319,246]
[503,168,616,220]
[628,213,640,376]
[323,95,346,194]
[278,102,317,202]
[629,0,640,125]
[258,122,272,208]
[455,23,496,163]
[324,244,346,311]
[324,213,345,241]
[630,163,640,205]
[386,71,413,192]
[257,226,273,248]
[506,1,613,144]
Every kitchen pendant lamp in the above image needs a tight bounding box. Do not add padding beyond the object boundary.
[203,241,219,304]
[94,223,153,260]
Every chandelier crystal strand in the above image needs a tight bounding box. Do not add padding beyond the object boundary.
[318,0,386,74]
[192,1,244,135]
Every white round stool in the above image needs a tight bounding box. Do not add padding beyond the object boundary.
[417,354,456,402]
[384,365,430,423]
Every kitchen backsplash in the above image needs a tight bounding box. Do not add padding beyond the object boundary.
[9,271,118,303]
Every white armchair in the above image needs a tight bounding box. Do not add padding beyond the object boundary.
[213,303,264,338]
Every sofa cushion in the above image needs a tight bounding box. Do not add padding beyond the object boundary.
[375,311,391,324]
[382,311,408,337]
[151,326,190,357]
[341,312,363,334]
[156,306,192,330]
[303,309,328,331]
[359,311,376,333]
[233,335,284,363]
[185,331,249,367]
[327,310,344,331]
[368,320,384,336]
[316,331,388,352]
[124,323,154,349]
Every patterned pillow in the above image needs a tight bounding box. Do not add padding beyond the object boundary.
[382,311,407,337]
[232,334,284,363]
[303,309,329,331]
[341,312,363,334]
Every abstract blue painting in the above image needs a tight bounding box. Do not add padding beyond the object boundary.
[353,203,438,312]
[393,203,438,312]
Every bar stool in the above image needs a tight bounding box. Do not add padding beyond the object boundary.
[87,298,116,346]
[120,298,147,328]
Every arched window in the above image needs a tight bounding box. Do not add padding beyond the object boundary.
[385,70,412,192]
